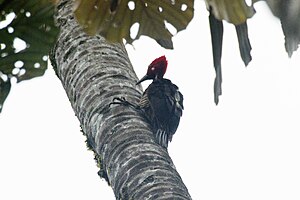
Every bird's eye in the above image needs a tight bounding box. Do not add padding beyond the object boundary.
[151,67,155,71]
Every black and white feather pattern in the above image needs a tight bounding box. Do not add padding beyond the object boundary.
[139,78,183,148]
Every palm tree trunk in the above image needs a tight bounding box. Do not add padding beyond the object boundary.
[50,0,191,199]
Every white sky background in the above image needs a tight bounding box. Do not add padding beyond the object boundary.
[1,1,300,199]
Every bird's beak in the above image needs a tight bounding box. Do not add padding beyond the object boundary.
[136,74,150,85]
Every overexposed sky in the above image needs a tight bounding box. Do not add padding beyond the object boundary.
[1,1,300,200]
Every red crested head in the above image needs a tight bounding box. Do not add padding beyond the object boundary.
[136,56,168,85]
[147,55,168,78]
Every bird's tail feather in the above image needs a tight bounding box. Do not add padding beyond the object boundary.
[156,129,168,148]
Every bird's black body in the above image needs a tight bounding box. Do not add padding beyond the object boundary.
[139,78,183,148]
[110,55,183,148]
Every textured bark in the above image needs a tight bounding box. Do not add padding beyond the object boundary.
[50,0,191,199]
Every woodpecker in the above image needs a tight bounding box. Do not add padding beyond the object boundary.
[137,55,184,148]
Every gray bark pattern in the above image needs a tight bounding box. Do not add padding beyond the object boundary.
[50,0,191,199]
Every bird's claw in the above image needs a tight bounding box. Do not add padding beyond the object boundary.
[113,97,126,102]
[109,96,139,110]
[109,97,129,107]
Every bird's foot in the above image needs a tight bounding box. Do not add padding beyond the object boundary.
[109,97,139,109]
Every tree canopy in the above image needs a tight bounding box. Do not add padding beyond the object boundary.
[0,0,299,111]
